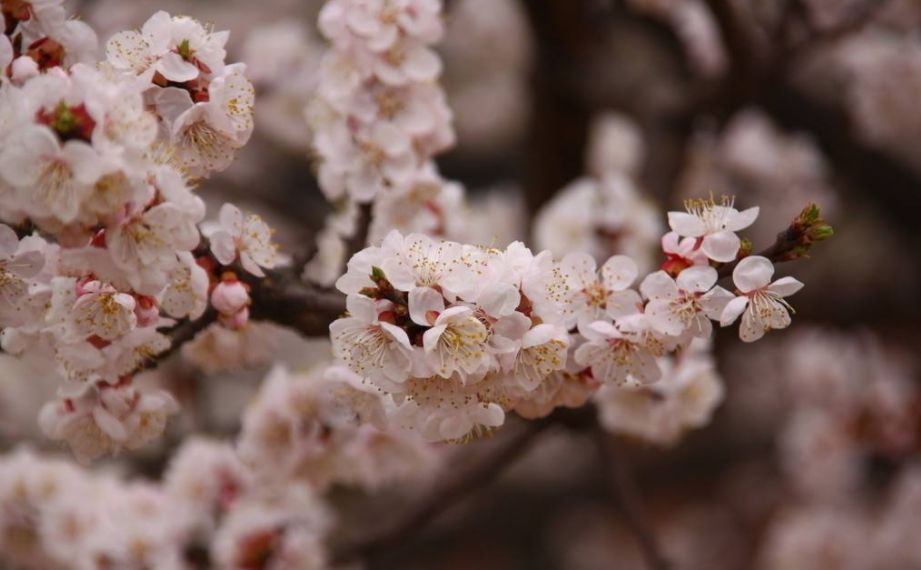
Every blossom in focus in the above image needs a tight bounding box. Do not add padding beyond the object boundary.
[720,256,803,342]
[208,203,286,277]
[667,195,759,262]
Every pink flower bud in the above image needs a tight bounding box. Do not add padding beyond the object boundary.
[134,295,160,327]
[219,306,249,330]
[211,280,250,315]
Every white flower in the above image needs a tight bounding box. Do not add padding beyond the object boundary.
[720,256,804,342]
[379,231,473,298]
[106,11,228,81]
[0,124,106,224]
[39,383,179,464]
[640,266,732,338]
[0,224,44,326]
[545,252,642,329]
[167,66,256,176]
[160,252,209,320]
[208,203,285,277]
[330,294,414,383]
[574,318,662,387]
[492,313,569,391]
[71,281,137,341]
[421,305,491,381]
[667,196,759,262]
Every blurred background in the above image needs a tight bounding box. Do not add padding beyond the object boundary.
[5,0,921,568]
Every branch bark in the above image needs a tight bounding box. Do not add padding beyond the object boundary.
[593,430,671,570]
[332,413,570,565]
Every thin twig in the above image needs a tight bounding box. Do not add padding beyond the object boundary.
[333,417,556,565]
[593,430,671,570]
[716,226,802,280]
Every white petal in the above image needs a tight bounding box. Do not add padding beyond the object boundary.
[408,286,445,326]
[600,255,638,291]
[646,300,685,336]
[701,231,740,263]
[676,265,717,293]
[559,251,597,288]
[720,296,749,326]
[346,294,378,324]
[668,212,706,237]
[209,230,237,265]
[726,206,759,232]
[639,271,678,301]
[157,52,200,82]
[699,286,733,321]
[768,276,804,297]
[606,289,642,319]
[732,256,774,292]
[739,309,765,342]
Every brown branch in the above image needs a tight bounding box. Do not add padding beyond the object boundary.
[593,430,671,570]
[332,415,558,565]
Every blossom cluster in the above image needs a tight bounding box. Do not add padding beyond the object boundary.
[304,0,464,284]
[0,443,330,569]
[0,4,284,462]
[330,197,804,442]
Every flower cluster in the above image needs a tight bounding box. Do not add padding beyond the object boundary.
[304,0,463,284]
[0,5,282,462]
[331,203,804,442]
[238,364,440,491]
[0,0,96,84]
[0,443,330,569]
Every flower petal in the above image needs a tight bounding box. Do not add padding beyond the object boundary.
[600,255,638,291]
[668,212,706,237]
[720,295,749,326]
[408,286,445,326]
[676,265,717,293]
[701,231,740,263]
[732,255,774,292]
[726,206,759,232]
[768,276,804,297]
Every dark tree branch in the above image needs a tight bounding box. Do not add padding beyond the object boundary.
[594,430,671,570]
[332,413,569,565]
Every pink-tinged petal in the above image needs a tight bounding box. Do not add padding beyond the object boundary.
[639,271,678,301]
[676,265,717,293]
[403,44,441,82]
[0,127,58,186]
[493,312,531,343]
[606,289,642,319]
[346,294,378,324]
[92,407,127,441]
[768,276,804,297]
[0,225,18,258]
[601,255,638,291]
[8,250,44,279]
[726,206,759,232]
[739,309,766,342]
[209,230,237,265]
[667,212,706,237]
[408,286,445,326]
[661,231,681,254]
[699,286,733,320]
[732,255,774,292]
[720,296,749,326]
[701,231,740,263]
[645,299,685,336]
[693,315,713,338]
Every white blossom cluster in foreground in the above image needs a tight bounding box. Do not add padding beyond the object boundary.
[0,3,287,462]
[330,195,804,442]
